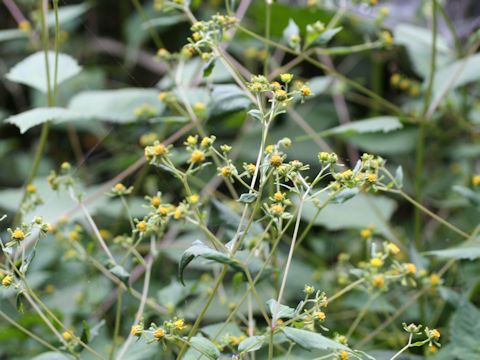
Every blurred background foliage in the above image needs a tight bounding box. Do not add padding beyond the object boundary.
[1,0,480,359]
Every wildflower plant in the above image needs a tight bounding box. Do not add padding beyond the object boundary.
[1,0,480,360]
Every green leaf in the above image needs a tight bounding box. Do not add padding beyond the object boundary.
[308,76,330,95]
[47,3,89,27]
[0,29,27,43]
[203,58,216,78]
[330,188,359,204]
[305,26,342,50]
[239,336,265,353]
[317,116,403,137]
[189,336,220,359]
[237,193,257,204]
[68,88,165,123]
[394,23,453,78]
[145,14,187,28]
[282,327,349,351]
[395,166,404,188]
[31,353,70,360]
[300,193,397,238]
[6,51,82,93]
[109,265,130,284]
[178,240,239,285]
[346,128,418,156]
[5,107,84,134]
[448,302,480,359]
[266,299,296,319]
[430,53,480,105]
[283,19,300,50]
[16,292,24,313]
[208,85,252,118]
[453,185,480,208]
[150,116,189,124]
[425,246,480,260]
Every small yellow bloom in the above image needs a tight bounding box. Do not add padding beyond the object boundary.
[370,258,383,268]
[154,328,165,339]
[190,150,205,163]
[192,32,201,42]
[271,81,282,89]
[131,325,142,336]
[18,20,31,31]
[174,206,182,219]
[431,329,440,339]
[114,183,125,191]
[2,274,13,287]
[274,191,284,201]
[188,194,199,204]
[390,74,400,85]
[360,228,372,238]
[265,145,274,153]
[174,319,185,330]
[186,135,197,145]
[339,350,349,360]
[301,86,311,96]
[367,173,377,182]
[231,336,239,344]
[275,89,287,100]
[473,175,480,186]
[270,204,285,215]
[12,228,25,240]
[158,92,167,101]
[69,231,79,241]
[193,102,205,112]
[27,184,36,193]
[406,262,416,274]
[158,206,170,215]
[137,221,147,232]
[373,275,384,287]
[315,311,326,320]
[151,196,161,207]
[280,73,293,83]
[400,79,409,90]
[63,331,73,340]
[430,273,440,285]
[219,166,231,177]
[153,144,165,156]
[428,345,438,353]
[270,155,283,166]
[388,242,400,254]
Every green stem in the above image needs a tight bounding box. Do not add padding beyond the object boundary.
[109,286,123,360]
[264,1,271,76]
[414,0,437,250]
[130,0,164,49]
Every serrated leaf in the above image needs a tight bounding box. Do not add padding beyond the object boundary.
[305,26,342,50]
[189,336,220,359]
[237,193,257,204]
[282,327,349,351]
[283,19,300,50]
[266,299,296,319]
[178,240,239,285]
[208,85,251,118]
[425,246,480,260]
[317,117,403,138]
[68,88,165,123]
[109,265,130,284]
[6,51,82,93]
[239,336,265,353]
[5,107,84,134]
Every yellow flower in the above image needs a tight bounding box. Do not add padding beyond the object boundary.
[390,74,400,85]
[231,336,239,344]
[188,194,199,204]
[431,329,440,339]
[186,135,197,145]
[430,273,440,285]
[190,150,205,163]
[388,242,400,254]
[339,350,349,360]
[270,155,283,166]
[174,206,182,219]
[406,262,416,274]
[280,73,293,83]
[18,20,31,31]
[69,231,79,241]
[114,183,125,191]
[265,145,274,153]
[2,274,13,287]
[275,89,287,100]
[248,163,256,173]
[370,258,383,268]
[151,196,161,207]
[360,228,372,238]
[137,221,147,232]
[153,144,165,156]
[158,206,170,215]
[12,228,25,240]
[174,319,185,330]
[154,328,165,339]
[301,86,311,96]
[274,191,285,201]
[373,275,384,287]
[400,79,409,90]
[158,92,167,101]
[63,331,73,340]
[271,81,282,89]
[428,345,438,353]
[219,166,231,177]
[367,173,377,182]
[131,325,142,336]
[192,32,201,42]
[27,184,36,193]
[473,175,480,186]
[193,102,205,112]
[270,204,285,215]
[315,311,326,320]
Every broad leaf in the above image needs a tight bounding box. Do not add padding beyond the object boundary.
[47,3,89,27]
[453,185,480,208]
[239,336,265,352]
[282,327,349,351]
[5,107,84,134]
[283,19,300,50]
[109,265,130,284]
[305,26,342,50]
[425,246,480,260]
[189,336,220,359]
[208,85,252,118]
[237,193,257,204]
[68,88,165,123]
[317,117,403,137]
[266,299,296,319]
[0,29,27,43]
[178,240,240,285]
[6,51,82,93]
